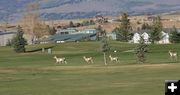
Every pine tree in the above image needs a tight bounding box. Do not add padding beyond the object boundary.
[135,36,148,63]
[150,16,163,43]
[170,26,180,43]
[12,26,27,53]
[101,30,110,65]
[116,13,131,42]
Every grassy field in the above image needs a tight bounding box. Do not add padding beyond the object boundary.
[0,41,180,95]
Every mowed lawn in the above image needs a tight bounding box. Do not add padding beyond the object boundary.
[0,41,180,95]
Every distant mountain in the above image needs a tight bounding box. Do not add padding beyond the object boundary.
[1,0,180,22]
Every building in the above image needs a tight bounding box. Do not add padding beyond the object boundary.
[48,29,98,43]
[0,31,16,46]
[81,29,97,34]
[141,32,150,44]
[131,29,171,44]
[131,29,151,44]
[56,28,78,35]
[132,33,141,43]
[158,31,170,44]
[106,32,117,40]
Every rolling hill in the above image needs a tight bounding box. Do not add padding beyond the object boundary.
[1,0,180,22]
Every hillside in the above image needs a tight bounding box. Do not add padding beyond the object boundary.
[1,0,180,22]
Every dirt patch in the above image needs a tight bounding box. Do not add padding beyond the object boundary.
[0,69,18,74]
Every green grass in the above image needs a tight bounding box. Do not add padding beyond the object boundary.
[0,41,180,95]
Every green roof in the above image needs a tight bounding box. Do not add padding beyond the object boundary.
[49,33,96,42]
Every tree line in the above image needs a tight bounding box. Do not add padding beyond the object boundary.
[115,13,180,44]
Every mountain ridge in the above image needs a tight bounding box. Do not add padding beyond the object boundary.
[1,0,180,22]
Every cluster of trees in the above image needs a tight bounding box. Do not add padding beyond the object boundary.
[114,13,180,63]
[68,20,95,28]
[115,13,180,44]
[11,25,56,53]
[9,2,58,53]
[114,13,161,63]
[115,13,163,43]
[57,20,95,29]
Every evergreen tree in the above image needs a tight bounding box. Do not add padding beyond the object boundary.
[101,30,110,65]
[150,16,163,43]
[12,26,27,53]
[135,36,148,63]
[116,13,131,42]
[170,26,180,43]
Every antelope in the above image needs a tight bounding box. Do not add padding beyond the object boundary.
[83,56,94,64]
[54,56,67,64]
[169,50,178,61]
[109,55,118,62]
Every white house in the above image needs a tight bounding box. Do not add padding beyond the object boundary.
[81,29,97,34]
[131,29,172,44]
[131,32,150,44]
[158,31,170,44]
[132,33,140,43]
[106,32,117,40]
[141,32,150,44]
[56,28,78,35]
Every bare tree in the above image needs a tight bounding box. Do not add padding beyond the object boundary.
[20,2,48,44]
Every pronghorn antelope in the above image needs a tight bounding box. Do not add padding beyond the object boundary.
[169,50,178,61]
[83,56,94,64]
[54,56,67,64]
[109,55,118,62]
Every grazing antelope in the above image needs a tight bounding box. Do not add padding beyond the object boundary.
[54,56,67,64]
[109,55,118,62]
[83,56,94,64]
[169,50,178,61]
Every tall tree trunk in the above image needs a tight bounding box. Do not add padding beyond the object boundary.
[104,52,107,65]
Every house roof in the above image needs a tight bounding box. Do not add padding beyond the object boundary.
[57,28,78,33]
[49,33,96,42]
